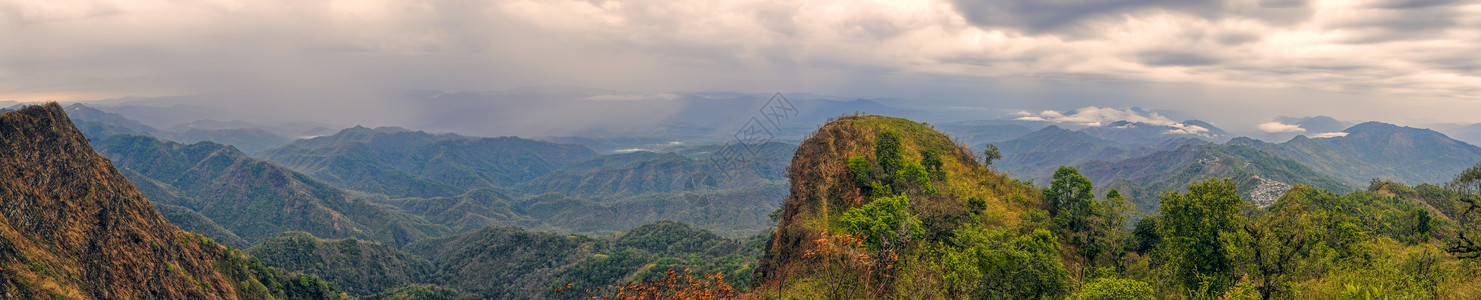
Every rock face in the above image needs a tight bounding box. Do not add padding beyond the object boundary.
[0,103,282,298]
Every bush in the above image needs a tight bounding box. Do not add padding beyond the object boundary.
[1076,277,1154,300]
[840,195,922,251]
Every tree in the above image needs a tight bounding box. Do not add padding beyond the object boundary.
[1159,178,1245,297]
[1241,187,1320,300]
[1044,166,1094,218]
[982,144,1002,167]
[840,194,923,251]
[1044,167,1102,284]
[875,131,903,175]
[920,148,944,179]
[1446,163,1481,259]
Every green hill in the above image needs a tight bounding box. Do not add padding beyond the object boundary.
[248,232,436,296]
[262,126,597,198]
[93,134,452,246]
[1079,144,1353,211]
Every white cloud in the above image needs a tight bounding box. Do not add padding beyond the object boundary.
[1017,106,1216,136]
[1311,132,1349,138]
[1258,121,1307,133]
[1018,106,1178,127]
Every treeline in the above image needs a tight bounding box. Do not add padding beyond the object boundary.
[998,164,1481,299]
[246,220,768,299]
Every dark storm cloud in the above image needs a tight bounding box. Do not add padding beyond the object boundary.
[948,0,1315,33]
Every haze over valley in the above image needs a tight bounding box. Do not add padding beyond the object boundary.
[4,0,1481,299]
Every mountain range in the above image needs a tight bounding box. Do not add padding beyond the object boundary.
[262,126,597,198]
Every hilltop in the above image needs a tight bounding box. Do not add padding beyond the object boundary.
[755,115,1047,298]
[0,103,343,298]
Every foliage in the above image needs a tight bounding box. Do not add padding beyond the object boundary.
[1074,277,1153,300]
[875,131,904,175]
[840,195,924,251]
[1045,166,1095,218]
[982,143,1002,167]
[584,268,739,300]
[931,226,1068,299]
[1159,178,1244,297]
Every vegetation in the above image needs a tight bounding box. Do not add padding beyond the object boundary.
[262,126,597,198]
[0,103,345,299]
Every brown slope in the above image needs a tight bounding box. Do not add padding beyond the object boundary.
[0,103,277,298]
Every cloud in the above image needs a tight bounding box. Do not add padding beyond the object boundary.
[1014,106,1215,136]
[1311,132,1349,138]
[1016,106,1179,127]
[1257,121,1306,133]
[2,0,1480,131]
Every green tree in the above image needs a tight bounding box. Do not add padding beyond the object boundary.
[920,148,944,179]
[1446,163,1481,258]
[982,144,1002,167]
[1044,166,1094,218]
[840,194,923,251]
[1075,277,1154,300]
[875,131,904,175]
[936,226,1068,299]
[1241,186,1320,300]
[1159,178,1245,297]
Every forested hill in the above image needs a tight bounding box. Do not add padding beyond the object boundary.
[1230,121,1481,186]
[92,134,452,246]
[0,103,344,298]
[262,125,597,198]
[1078,143,1353,211]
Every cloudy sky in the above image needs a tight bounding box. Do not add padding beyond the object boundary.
[2,0,1479,131]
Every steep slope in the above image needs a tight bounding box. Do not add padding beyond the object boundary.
[1078,144,1352,211]
[1231,122,1481,186]
[92,134,451,246]
[262,126,597,198]
[756,115,1047,298]
[0,103,343,299]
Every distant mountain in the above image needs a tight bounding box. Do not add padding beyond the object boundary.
[93,134,452,246]
[173,127,290,155]
[262,126,598,198]
[1436,123,1481,147]
[1078,120,1230,146]
[383,182,786,239]
[936,120,1038,148]
[0,103,343,298]
[1231,122,1481,186]
[1079,144,1353,211]
[63,103,160,136]
[1260,116,1353,142]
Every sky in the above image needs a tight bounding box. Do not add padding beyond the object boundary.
[2,0,1479,133]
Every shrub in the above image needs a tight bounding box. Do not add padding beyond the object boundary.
[840,195,923,251]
